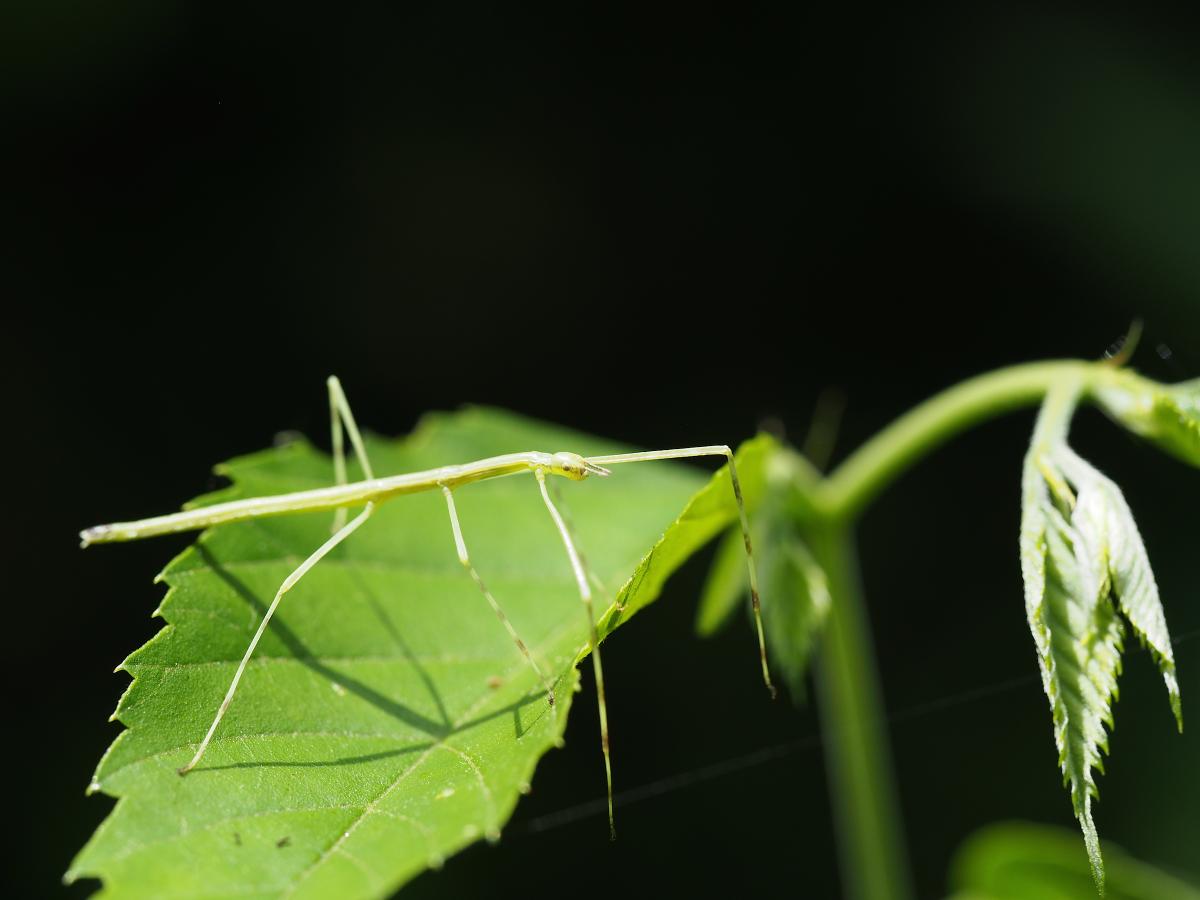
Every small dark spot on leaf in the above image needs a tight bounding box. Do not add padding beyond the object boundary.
[276,836,291,848]
[487,675,503,689]
[233,832,241,847]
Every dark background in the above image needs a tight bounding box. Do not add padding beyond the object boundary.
[6,3,1200,897]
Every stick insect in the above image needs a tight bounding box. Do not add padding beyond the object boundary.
[81,378,774,837]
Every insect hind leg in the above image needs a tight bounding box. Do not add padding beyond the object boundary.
[178,502,376,775]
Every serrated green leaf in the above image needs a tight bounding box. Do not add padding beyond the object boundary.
[1038,500,1124,891]
[1054,446,1183,732]
[1095,371,1200,467]
[69,408,759,899]
[1022,385,1120,893]
[1021,383,1185,894]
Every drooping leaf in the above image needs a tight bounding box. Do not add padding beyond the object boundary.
[759,532,831,702]
[695,526,751,637]
[950,821,1200,900]
[68,408,762,899]
[1023,463,1124,892]
[1095,370,1200,468]
[1020,385,1184,893]
[1021,383,1118,892]
[688,433,781,639]
[694,437,788,638]
[696,442,829,701]
[1054,446,1182,731]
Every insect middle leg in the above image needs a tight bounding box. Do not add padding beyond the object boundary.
[535,468,615,839]
[178,501,376,775]
[547,479,610,604]
[440,486,557,707]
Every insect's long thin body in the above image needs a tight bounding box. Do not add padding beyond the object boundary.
[80,451,601,547]
[82,378,774,841]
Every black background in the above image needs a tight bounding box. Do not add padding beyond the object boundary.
[6,4,1200,897]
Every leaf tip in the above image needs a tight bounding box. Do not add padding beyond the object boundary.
[1079,807,1106,896]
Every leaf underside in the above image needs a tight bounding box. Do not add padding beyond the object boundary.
[1096,372,1200,468]
[1020,401,1182,894]
[69,408,767,899]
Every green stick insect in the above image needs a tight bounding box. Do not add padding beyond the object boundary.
[81,377,774,836]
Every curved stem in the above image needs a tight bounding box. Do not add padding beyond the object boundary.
[807,357,1110,900]
[819,359,1098,521]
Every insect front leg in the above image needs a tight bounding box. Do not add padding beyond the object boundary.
[584,445,776,699]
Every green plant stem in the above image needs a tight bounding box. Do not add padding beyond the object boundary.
[812,523,911,900]
[819,360,1095,521]
[808,357,1106,900]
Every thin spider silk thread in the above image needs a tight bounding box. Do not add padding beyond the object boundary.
[518,626,1200,836]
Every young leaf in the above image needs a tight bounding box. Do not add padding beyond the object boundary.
[1094,371,1200,467]
[695,526,751,637]
[694,436,786,638]
[1053,446,1182,731]
[1023,465,1124,893]
[1021,385,1184,893]
[760,533,831,702]
[68,409,757,899]
[1021,383,1116,892]
[696,443,829,701]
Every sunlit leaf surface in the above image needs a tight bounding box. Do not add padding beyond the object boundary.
[69,408,763,899]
